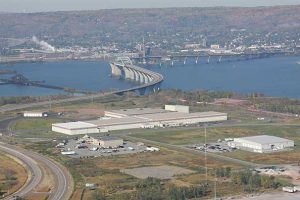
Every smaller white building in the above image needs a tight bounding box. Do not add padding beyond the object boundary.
[164,105,189,113]
[229,135,294,153]
[23,112,48,118]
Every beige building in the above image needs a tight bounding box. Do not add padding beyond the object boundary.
[91,136,123,148]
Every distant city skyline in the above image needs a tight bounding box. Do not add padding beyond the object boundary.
[1,0,300,13]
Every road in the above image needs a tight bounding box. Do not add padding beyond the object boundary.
[0,143,42,199]
[0,142,73,200]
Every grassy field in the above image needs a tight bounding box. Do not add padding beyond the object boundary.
[131,124,300,165]
[24,140,243,200]
[0,153,28,197]
[10,118,65,138]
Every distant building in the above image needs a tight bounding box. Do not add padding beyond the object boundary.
[23,111,48,118]
[52,107,227,134]
[184,43,201,49]
[165,105,189,113]
[91,136,123,148]
[210,44,220,49]
[229,135,294,153]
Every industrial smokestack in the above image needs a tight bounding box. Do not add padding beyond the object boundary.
[32,36,56,52]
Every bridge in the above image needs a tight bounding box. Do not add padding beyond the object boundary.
[110,57,163,95]
[131,51,288,65]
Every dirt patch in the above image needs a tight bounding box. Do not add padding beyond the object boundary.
[121,165,195,179]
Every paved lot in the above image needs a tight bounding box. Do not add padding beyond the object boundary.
[232,192,300,200]
[187,141,237,153]
[61,139,149,158]
[121,165,195,179]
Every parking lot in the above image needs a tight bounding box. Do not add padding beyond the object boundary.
[59,138,155,158]
[187,140,237,153]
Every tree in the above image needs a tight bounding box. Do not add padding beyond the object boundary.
[136,177,163,200]
[92,189,106,200]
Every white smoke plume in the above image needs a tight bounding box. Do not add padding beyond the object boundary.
[32,36,56,52]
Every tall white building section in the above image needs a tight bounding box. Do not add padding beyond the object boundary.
[229,135,294,153]
[164,105,189,113]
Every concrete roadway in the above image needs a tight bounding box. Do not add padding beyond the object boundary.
[0,143,42,199]
[0,142,73,200]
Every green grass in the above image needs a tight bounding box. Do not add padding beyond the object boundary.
[11,118,64,131]
[131,124,300,145]
[10,118,65,138]
[131,124,300,165]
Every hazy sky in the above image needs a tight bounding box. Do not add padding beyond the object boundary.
[1,0,300,13]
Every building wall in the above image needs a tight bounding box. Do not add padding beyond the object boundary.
[98,115,227,132]
[104,111,126,118]
[100,123,146,131]
[233,138,294,153]
[162,115,227,125]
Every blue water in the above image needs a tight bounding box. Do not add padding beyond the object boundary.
[0,60,136,96]
[149,56,300,98]
[0,56,300,98]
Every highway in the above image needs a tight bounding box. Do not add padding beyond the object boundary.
[0,143,42,199]
[0,143,73,200]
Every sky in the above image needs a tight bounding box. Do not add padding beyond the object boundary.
[1,0,300,13]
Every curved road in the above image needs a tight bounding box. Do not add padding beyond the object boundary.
[0,142,73,200]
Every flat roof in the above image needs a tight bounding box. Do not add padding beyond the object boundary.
[87,116,149,126]
[106,107,168,116]
[87,111,227,127]
[141,111,226,121]
[235,135,293,145]
[96,136,123,141]
[52,121,98,130]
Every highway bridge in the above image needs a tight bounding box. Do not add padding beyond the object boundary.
[110,56,164,95]
[0,57,164,113]
[131,51,288,65]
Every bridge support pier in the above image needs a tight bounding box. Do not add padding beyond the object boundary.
[123,67,135,80]
[137,71,145,84]
[110,63,122,77]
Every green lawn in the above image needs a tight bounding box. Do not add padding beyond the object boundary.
[10,118,65,138]
[11,118,64,130]
[131,124,300,145]
[131,124,300,164]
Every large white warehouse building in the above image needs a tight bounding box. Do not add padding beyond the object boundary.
[229,135,294,153]
[52,106,228,135]
[52,121,99,135]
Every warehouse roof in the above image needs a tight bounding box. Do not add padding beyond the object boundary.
[52,121,97,130]
[140,111,226,121]
[235,135,293,145]
[87,116,149,126]
[87,111,227,127]
[106,108,168,116]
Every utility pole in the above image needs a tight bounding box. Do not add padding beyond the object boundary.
[49,97,52,111]
[204,125,208,184]
[214,170,217,200]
